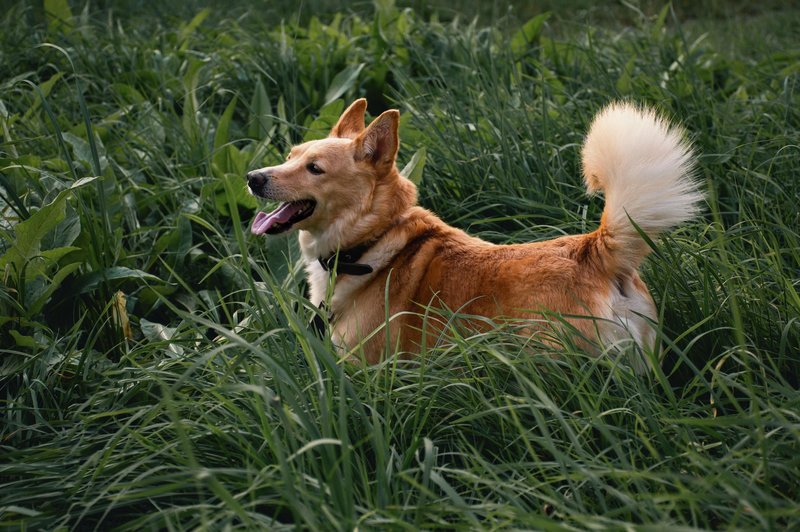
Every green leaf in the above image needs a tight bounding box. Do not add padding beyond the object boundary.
[307,16,324,41]
[71,267,163,296]
[44,0,73,34]
[9,330,39,348]
[63,131,108,174]
[324,63,365,106]
[212,174,257,217]
[0,179,94,274]
[156,215,193,259]
[111,83,145,105]
[510,13,550,56]
[651,3,670,38]
[39,246,80,265]
[42,203,81,250]
[181,59,204,139]
[374,0,397,20]
[248,78,273,140]
[616,57,636,94]
[304,99,345,142]
[374,0,399,33]
[213,97,237,157]
[212,97,239,177]
[400,147,427,186]
[22,72,64,121]
[0,505,42,518]
[27,261,81,315]
[179,8,210,51]
[0,198,67,272]
[276,95,292,149]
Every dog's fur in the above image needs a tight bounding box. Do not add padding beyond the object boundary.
[248,99,703,371]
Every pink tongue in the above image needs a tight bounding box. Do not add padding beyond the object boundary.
[251,202,302,235]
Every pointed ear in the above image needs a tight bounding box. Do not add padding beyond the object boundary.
[329,98,367,139]
[354,109,399,170]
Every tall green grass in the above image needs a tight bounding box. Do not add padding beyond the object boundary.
[1,0,798,529]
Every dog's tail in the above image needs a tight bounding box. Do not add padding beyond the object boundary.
[582,102,704,273]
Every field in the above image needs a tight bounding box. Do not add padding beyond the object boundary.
[1,0,799,529]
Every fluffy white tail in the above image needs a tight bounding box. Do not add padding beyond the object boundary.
[582,102,704,273]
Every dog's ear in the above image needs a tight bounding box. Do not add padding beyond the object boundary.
[354,109,399,172]
[330,98,367,139]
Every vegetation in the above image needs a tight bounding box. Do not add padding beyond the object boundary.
[1,0,798,528]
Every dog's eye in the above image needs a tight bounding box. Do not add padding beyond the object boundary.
[306,162,324,175]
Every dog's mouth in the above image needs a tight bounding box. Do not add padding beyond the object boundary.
[251,199,316,235]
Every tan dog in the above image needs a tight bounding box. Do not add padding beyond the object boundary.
[248,99,703,371]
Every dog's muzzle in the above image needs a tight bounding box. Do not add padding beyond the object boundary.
[247,170,270,197]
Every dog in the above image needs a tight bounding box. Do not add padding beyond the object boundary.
[247,99,703,371]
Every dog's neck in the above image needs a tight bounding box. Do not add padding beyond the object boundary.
[298,170,417,262]
[317,238,379,276]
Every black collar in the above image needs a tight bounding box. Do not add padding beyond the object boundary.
[318,240,376,276]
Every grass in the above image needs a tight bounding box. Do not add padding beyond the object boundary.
[1,0,799,529]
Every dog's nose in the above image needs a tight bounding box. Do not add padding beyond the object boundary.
[247,170,268,188]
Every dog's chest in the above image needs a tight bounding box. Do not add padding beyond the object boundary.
[305,261,368,313]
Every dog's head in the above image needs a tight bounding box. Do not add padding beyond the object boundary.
[248,99,404,237]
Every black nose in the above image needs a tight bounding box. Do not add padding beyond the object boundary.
[247,170,268,188]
